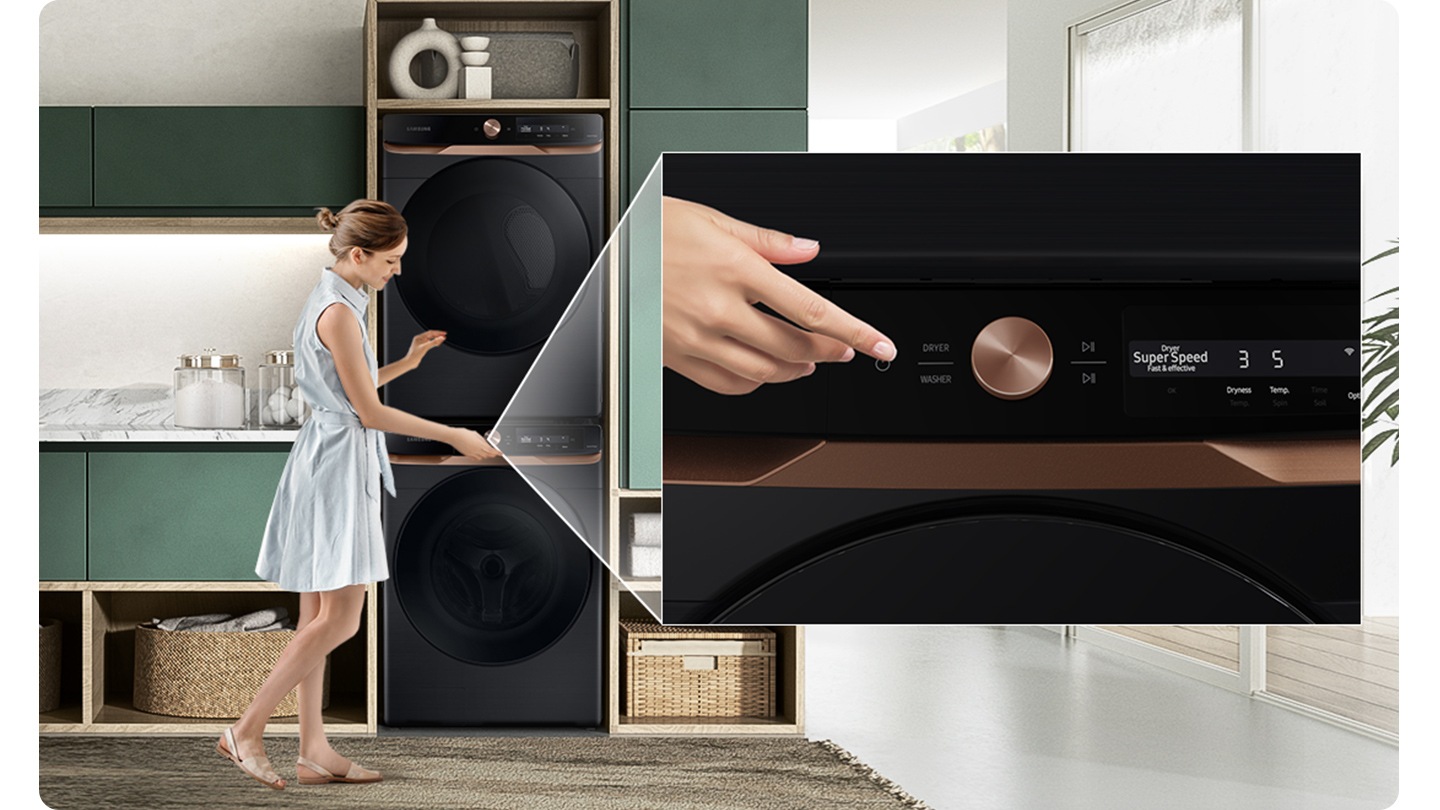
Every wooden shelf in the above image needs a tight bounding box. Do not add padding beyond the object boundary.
[39,217,326,235]
[38,582,379,735]
[617,488,661,499]
[611,717,803,736]
[77,697,369,735]
[621,578,661,592]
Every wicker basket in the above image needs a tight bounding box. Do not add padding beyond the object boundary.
[133,624,328,718]
[39,619,62,713]
[621,622,776,718]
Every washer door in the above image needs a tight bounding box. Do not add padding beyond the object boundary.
[706,502,1319,624]
[394,158,593,354]
[392,468,594,665]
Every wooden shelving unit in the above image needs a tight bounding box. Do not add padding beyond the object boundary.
[37,217,325,235]
[605,585,804,736]
[38,582,377,735]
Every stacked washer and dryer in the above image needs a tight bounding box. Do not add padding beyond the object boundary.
[378,114,605,727]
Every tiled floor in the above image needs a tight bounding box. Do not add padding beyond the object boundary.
[804,626,1398,810]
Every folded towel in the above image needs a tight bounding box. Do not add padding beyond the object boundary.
[154,608,291,633]
[630,512,663,548]
[155,613,231,632]
[627,545,662,578]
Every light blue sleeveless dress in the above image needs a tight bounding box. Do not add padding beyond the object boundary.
[255,267,397,593]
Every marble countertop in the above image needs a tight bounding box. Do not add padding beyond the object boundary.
[40,423,299,443]
[40,388,299,443]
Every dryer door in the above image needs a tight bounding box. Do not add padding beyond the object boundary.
[392,467,595,665]
[394,158,593,354]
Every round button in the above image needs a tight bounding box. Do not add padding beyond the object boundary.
[971,317,1053,400]
[483,118,502,139]
[875,359,891,372]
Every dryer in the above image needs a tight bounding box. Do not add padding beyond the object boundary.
[661,152,1362,625]
[381,114,603,454]
[382,440,603,728]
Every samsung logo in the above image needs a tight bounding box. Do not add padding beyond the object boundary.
[406,126,432,131]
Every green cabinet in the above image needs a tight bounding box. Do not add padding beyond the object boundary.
[92,107,364,211]
[39,453,87,580]
[619,0,809,490]
[627,109,808,201]
[87,451,288,581]
[39,107,93,208]
[629,0,808,109]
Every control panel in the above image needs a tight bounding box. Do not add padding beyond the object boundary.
[665,283,1359,439]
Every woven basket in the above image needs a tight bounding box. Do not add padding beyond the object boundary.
[133,624,328,718]
[621,622,775,718]
[39,619,62,713]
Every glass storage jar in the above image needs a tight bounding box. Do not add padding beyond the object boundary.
[259,349,308,427]
[174,350,246,428]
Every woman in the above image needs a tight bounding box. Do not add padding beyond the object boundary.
[216,199,500,789]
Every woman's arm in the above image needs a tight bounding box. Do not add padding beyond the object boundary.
[375,329,446,388]
[376,358,416,388]
[318,304,464,444]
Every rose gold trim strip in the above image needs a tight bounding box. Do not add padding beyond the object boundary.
[383,142,604,156]
[662,438,1360,489]
[663,437,826,486]
[1204,439,1358,484]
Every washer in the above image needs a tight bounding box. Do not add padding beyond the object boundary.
[380,114,603,454]
[382,454,603,727]
[661,152,1362,625]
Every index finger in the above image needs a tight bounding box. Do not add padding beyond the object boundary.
[745,265,896,361]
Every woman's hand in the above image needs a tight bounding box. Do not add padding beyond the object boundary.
[662,196,896,396]
[449,427,503,461]
[403,329,447,367]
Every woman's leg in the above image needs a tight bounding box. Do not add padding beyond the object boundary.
[227,584,366,764]
[295,589,371,778]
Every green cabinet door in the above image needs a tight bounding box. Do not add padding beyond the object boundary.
[624,181,663,490]
[621,109,807,488]
[87,451,289,581]
[39,453,87,580]
[629,0,808,109]
[39,107,92,207]
[92,107,363,210]
[627,109,807,201]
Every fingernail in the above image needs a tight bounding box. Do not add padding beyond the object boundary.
[792,236,819,251]
[874,341,897,361]
[803,363,817,376]
[840,347,855,362]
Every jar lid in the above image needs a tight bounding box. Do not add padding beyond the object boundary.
[264,350,295,365]
[179,350,242,369]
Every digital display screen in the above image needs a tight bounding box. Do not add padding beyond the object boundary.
[1128,340,1359,377]
[517,119,575,136]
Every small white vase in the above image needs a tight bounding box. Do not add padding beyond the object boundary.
[389,17,462,99]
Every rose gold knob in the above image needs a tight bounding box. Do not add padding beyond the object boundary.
[483,118,502,139]
[971,317,1053,400]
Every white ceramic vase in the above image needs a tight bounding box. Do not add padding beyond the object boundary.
[389,17,462,99]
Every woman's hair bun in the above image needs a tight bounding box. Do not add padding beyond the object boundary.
[315,207,341,232]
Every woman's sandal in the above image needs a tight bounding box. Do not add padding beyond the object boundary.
[216,727,286,790]
[296,755,383,785]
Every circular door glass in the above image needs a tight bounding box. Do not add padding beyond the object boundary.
[394,158,593,354]
[392,468,594,665]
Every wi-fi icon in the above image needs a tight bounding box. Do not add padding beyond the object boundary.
[1344,347,1355,356]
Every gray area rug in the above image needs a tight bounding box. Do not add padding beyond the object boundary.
[40,736,931,809]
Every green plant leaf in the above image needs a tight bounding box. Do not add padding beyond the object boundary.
[1363,352,1398,384]
[1363,429,1398,461]
[1393,441,1400,465]
[1368,286,1399,301]
[1363,391,1399,427]
[1362,246,1399,266]
[1363,369,1399,410]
